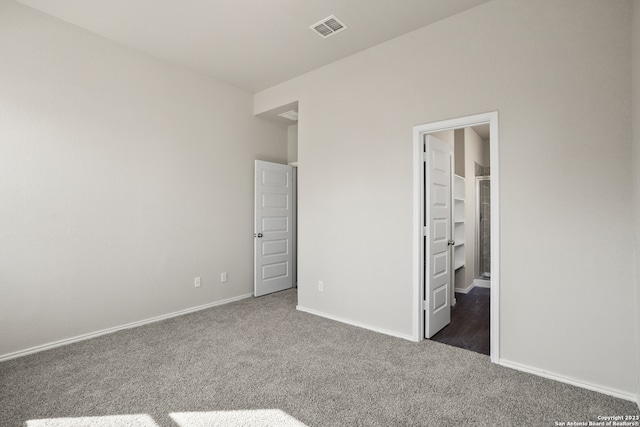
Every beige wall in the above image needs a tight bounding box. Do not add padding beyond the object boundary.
[0,1,287,357]
[482,139,491,165]
[632,0,640,404]
[430,130,455,146]
[288,124,299,163]
[255,0,637,397]
[454,129,466,177]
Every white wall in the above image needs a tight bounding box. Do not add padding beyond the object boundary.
[0,1,287,358]
[255,0,637,397]
[632,0,640,405]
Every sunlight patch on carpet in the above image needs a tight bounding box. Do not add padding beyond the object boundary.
[170,410,308,426]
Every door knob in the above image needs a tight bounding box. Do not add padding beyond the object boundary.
[447,240,455,246]
[255,233,263,238]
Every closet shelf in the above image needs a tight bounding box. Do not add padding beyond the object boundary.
[453,174,465,271]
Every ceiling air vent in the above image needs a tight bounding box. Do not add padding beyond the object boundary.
[310,15,347,38]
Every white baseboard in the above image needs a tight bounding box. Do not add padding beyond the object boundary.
[0,293,253,363]
[456,279,491,294]
[474,278,491,288]
[498,358,639,405]
[455,283,475,294]
[296,305,414,341]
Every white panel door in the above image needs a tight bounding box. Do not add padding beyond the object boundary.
[425,135,453,338]
[254,160,294,297]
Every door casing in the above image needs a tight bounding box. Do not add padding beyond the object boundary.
[412,111,500,363]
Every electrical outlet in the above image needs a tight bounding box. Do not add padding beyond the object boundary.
[221,272,228,283]
[194,277,201,288]
[318,280,324,292]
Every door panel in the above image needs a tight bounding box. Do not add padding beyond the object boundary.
[254,160,294,297]
[263,193,288,208]
[433,285,448,312]
[425,135,453,338]
[262,240,288,256]
[262,217,288,232]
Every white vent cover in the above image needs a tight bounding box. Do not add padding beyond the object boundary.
[310,15,347,38]
[277,110,298,121]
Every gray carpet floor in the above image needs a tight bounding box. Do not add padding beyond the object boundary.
[1,289,638,426]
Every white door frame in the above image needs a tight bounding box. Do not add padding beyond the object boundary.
[412,111,500,363]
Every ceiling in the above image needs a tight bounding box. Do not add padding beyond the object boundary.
[15,0,490,93]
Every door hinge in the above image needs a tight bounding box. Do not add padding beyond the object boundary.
[423,153,428,162]
[423,226,428,236]
[423,300,428,310]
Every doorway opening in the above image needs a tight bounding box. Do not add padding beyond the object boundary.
[253,102,299,298]
[412,112,500,363]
